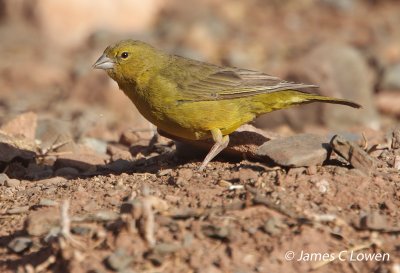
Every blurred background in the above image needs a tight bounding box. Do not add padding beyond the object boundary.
[0,0,399,142]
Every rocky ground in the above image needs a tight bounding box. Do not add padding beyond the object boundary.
[0,1,400,273]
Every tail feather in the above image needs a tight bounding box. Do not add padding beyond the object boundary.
[305,95,362,109]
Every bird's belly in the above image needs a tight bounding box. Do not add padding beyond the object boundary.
[162,99,255,140]
[125,87,255,140]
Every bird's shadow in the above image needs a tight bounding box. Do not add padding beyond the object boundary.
[2,130,273,181]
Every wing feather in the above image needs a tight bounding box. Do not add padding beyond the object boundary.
[160,56,317,101]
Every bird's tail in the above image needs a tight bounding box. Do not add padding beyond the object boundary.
[250,90,361,116]
[303,94,361,108]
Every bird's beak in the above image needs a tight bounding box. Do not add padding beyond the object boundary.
[93,54,115,70]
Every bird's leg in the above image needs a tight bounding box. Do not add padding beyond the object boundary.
[199,128,229,171]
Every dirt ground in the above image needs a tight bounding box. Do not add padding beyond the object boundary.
[0,1,400,273]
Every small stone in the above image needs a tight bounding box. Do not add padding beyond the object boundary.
[38,198,58,207]
[54,147,108,172]
[359,211,389,231]
[394,156,400,170]
[392,128,400,149]
[202,225,230,240]
[81,137,107,154]
[158,169,172,176]
[119,130,140,146]
[0,173,10,185]
[257,134,330,167]
[107,144,133,161]
[84,210,119,222]
[106,248,133,271]
[331,135,376,176]
[316,179,330,194]
[0,112,37,140]
[382,63,400,91]
[7,206,29,214]
[8,237,32,253]
[177,168,193,181]
[54,167,80,176]
[0,132,36,162]
[239,168,259,182]
[262,217,283,236]
[376,91,400,117]
[153,243,181,255]
[5,178,21,187]
[27,207,59,236]
[218,179,232,187]
[36,177,68,186]
[71,226,92,236]
[320,0,355,11]
[36,118,75,153]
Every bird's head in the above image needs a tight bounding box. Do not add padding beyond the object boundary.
[93,40,163,84]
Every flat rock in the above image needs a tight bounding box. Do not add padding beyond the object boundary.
[331,135,376,176]
[0,132,36,162]
[5,178,21,187]
[8,237,32,253]
[105,248,133,271]
[54,145,108,172]
[256,134,330,167]
[0,112,37,140]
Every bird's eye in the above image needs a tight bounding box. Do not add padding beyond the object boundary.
[121,52,129,59]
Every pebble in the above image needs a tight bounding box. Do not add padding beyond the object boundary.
[54,148,108,172]
[107,144,133,161]
[0,112,37,140]
[0,132,36,162]
[376,91,400,117]
[7,206,29,214]
[106,248,133,271]
[26,207,59,236]
[158,169,173,176]
[81,137,108,154]
[0,173,9,185]
[38,198,58,207]
[119,130,140,146]
[36,177,67,186]
[382,63,400,91]
[71,226,92,236]
[331,135,376,176]
[177,168,193,181]
[202,225,230,240]
[257,134,330,167]
[153,243,182,255]
[392,128,400,149]
[8,237,32,253]
[239,168,259,182]
[316,179,330,194]
[218,179,232,187]
[262,217,283,236]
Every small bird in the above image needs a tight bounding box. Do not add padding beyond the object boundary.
[94,40,361,170]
